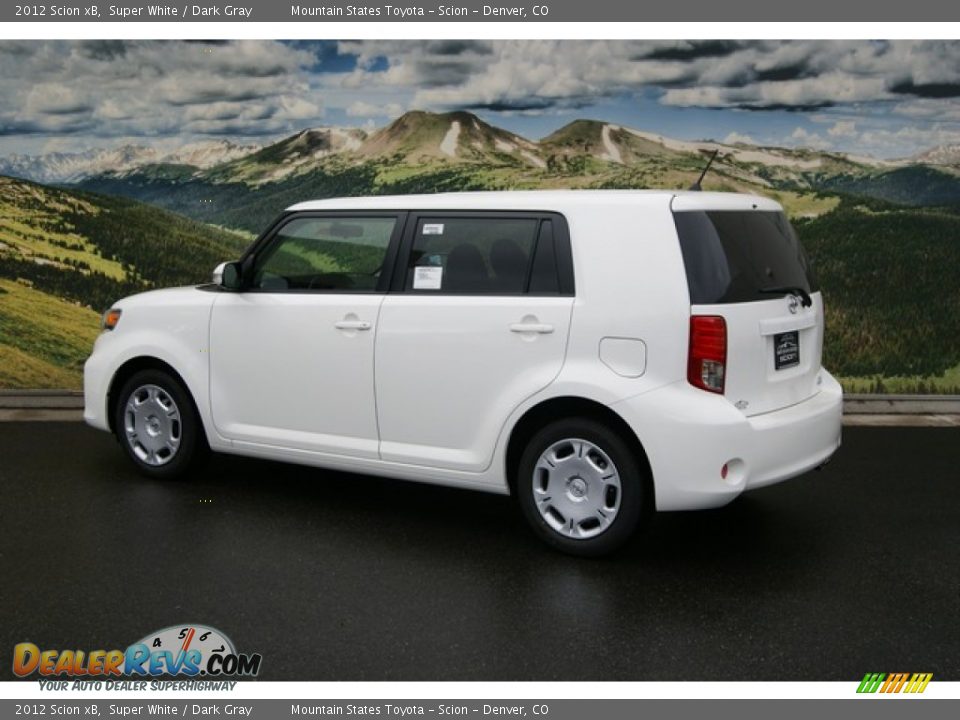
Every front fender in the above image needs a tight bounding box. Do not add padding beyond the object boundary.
[83,294,222,448]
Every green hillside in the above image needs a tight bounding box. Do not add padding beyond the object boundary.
[0,279,101,388]
[799,198,960,391]
[814,166,960,207]
[0,175,248,388]
[80,163,381,238]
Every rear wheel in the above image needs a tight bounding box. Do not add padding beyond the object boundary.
[114,369,206,479]
[516,418,646,556]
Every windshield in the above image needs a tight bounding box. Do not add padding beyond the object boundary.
[673,210,819,305]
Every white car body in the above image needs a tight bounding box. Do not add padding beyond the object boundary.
[84,190,842,512]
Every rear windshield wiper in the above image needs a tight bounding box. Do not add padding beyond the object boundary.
[758,285,812,307]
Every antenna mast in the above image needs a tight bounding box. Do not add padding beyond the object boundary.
[689,149,720,191]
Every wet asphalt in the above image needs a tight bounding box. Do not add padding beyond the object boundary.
[0,422,957,681]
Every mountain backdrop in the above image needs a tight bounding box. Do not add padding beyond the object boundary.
[1,110,959,391]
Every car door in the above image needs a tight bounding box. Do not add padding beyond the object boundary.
[375,212,575,472]
[209,212,405,458]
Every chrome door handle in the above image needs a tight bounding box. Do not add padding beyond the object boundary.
[509,322,554,334]
[334,320,372,331]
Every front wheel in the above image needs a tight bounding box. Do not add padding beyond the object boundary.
[516,418,647,556]
[114,369,207,480]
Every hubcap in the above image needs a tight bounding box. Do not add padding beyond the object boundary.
[123,384,182,467]
[532,438,622,540]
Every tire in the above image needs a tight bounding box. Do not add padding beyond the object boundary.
[516,418,647,557]
[113,369,207,480]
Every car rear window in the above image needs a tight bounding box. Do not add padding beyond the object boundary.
[673,210,819,304]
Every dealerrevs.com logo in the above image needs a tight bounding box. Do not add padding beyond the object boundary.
[13,625,262,679]
[857,673,933,694]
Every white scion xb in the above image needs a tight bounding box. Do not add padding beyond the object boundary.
[84,190,842,556]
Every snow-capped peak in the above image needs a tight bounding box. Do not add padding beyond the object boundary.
[912,144,960,166]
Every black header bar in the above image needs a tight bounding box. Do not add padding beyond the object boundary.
[4,0,960,22]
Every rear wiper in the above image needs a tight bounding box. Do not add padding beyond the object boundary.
[758,285,812,307]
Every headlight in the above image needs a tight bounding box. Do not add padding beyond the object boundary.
[102,308,122,331]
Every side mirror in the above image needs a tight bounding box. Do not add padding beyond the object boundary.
[213,261,243,290]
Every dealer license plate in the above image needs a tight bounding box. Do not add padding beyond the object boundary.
[774,331,800,370]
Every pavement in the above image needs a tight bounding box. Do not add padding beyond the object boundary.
[0,421,957,681]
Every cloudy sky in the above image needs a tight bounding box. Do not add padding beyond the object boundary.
[1,39,959,159]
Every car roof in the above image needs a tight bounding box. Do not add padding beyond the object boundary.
[286,189,783,214]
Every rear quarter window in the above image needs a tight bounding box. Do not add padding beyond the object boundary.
[673,210,819,304]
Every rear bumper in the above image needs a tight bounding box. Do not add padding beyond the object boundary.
[612,371,843,511]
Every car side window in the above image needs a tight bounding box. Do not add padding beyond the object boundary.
[253,216,396,292]
[405,217,540,294]
[528,220,561,295]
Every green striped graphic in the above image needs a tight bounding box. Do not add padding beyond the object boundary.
[857,673,886,693]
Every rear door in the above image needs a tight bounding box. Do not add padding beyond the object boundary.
[672,199,823,416]
[374,212,575,472]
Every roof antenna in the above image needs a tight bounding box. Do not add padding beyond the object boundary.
[689,149,719,191]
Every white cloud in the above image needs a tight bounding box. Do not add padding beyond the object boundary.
[827,120,857,138]
[24,83,92,115]
[346,101,405,118]
[724,131,756,145]
[94,99,134,121]
[856,125,960,158]
[0,40,324,139]
[790,127,833,150]
[276,96,324,120]
[326,40,960,113]
[890,98,960,122]
[661,74,889,110]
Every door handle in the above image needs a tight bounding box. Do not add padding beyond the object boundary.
[509,322,554,334]
[334,320,372,331]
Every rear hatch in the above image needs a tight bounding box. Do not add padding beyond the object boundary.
[672,195,823,416]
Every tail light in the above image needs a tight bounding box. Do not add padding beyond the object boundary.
[688,315,726,394]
